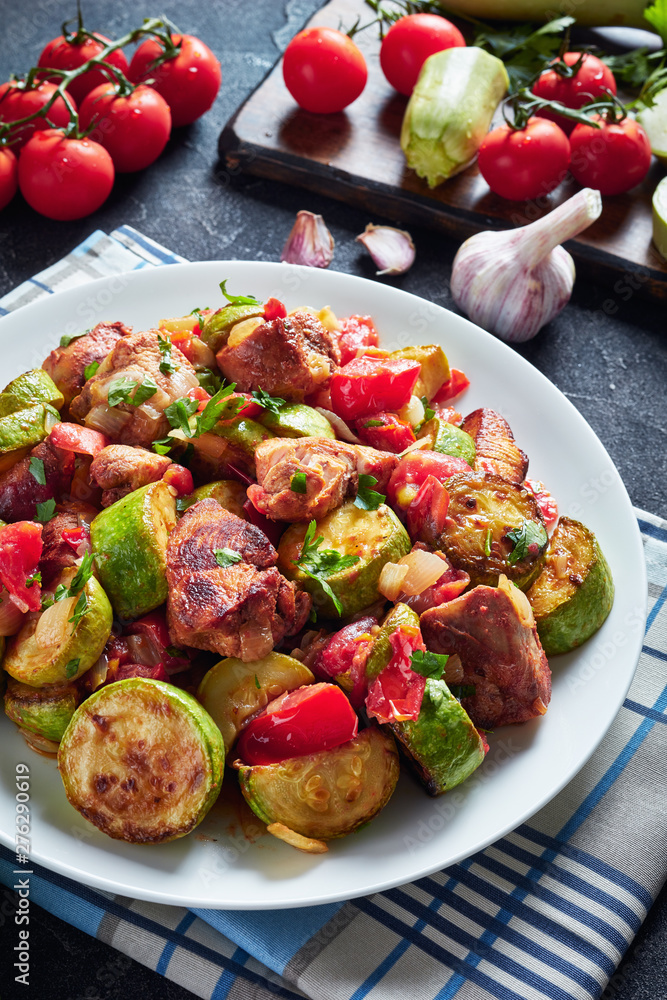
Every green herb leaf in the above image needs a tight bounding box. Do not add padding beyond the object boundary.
[219,279,262,309]
[420,396,435,422]
[164,396,199,436]
[290,472,308,494]
[472,14,575,92]
[35,498,56,523]
[26,572,41,588]
[65,657,80,679]
[152,436,174,456]
[645,0,667,45]
[69,552,95,594]
[176,494,197,513]
[84,360,100,380]
[602,48,657,90]
[254,674,261,690]
[190,306,210,328]
[294,520,360,617]
[108,375,158,408]
[363,419,384,428]
[197,368,223,395]
[194,382,239,436]
[59,330,89,348]
[28,456,46,486]
[251,387,286,415]
[214,547,243,568]
[157,333,178,375]
[354,474,385,511]
[410,649,449,680]
[68,590,89,629]
[448,683,476,700]
[484,528,492,559]
[506,520,548,565]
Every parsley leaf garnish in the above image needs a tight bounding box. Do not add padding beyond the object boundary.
[645,0,667,45]
[421,396,435,422]
[59,330,89,348]
[26,572,41,588]
[157,334,178,375]
[506,520,548,565]
[108,375,158,408]
[69,552,95,594]
[152,437,174,456]
[214,547,243,568]
[84,360,100,380]
[65,657,80,679]
[35,499,56,523]
[410,649,449,681]
[164,396,199,436]
[448,683,477,700]
[293,521,360,617]
[354,474,385,511]
[41,553,94,611]
[251,387,286,415]
[194,382,240,436]
[219,279,262,308]
[68,590,89,629]
[254,674,261,690]
[197,368,223,395]
[363,419,384,428]
[28,456,46,486]
[290,472,308,494]
[190,306,209,328]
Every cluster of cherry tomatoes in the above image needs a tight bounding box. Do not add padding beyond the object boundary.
[0,22,221,220]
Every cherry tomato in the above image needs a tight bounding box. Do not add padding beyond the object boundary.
[387,449,469,512]
[236,683,359,765]
[569,114,652,196]
[478,117,570,201]
[0,521,43,613]
[337,314,379,365]
[263,297,287,321]
[313,616,378,709]
[37,33,129,105]
[162,464,194,497]
[533,52,617,136]
[18,129,114,220]
[354,411,415,453]
[365,626,426,724]
[432,368,469,403]
[330,355,421,421]
[128,34,221,127]
[0,80,75,150]
[49,423,109,456]
[78,83,171,173]
[406,475,450,545]
[0,146,18,210]
[282,27,367,114]
[380,14,465,96]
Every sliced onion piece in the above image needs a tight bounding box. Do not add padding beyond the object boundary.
[398,548,449,596]
[168,365,200,398]
[0,589,26,636]
[85,404,131,437]
[397,395,425,429]
[398,437,431,457]
[21,728,60,758]
[126,633,163,667]
[34,596,76,649]
[87,651,109,691]
[498,573,535,627]
[378,561,410,601]
[315,408,362,444]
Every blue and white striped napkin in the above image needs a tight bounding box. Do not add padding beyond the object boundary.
[0,229,665,1000]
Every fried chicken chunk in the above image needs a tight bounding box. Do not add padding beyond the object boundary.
[247,437,399,522]
[216,311,341,402]
[420,583,551,729]
[69,330,200,448]
[461,408,528,484]
[0,441,74,522]
[42,321,131,406]
[166,499,311,662]
[90,444,172,507]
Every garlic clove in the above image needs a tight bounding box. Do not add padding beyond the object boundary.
[280,211,334,268]
[356,223,416,275]
[450,188,602,343]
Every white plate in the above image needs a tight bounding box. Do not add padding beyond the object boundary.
[0,261,646,909]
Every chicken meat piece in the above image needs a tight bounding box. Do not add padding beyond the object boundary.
[354,444,399,493]
[42,321,131,406]
[166,499,311,662]
[0,440,74,522]
[69,329,200,448]
[247,436,399,521]
[39,512,83,587]
[90,444,172,507]
[461,408,528,484]
[216,311,341,402]
[420,584,551,729]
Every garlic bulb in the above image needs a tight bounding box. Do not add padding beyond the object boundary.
[356,224,416,275]
[450,188,602,342]
[280,211,334,268]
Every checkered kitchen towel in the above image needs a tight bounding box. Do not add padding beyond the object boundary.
[0,229,665,1000]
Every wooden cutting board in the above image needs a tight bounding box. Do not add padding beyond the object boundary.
[219,0,667,300]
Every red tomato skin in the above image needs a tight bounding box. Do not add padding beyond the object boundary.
[387,450,469,512]
[478,117,570,201]
[355,411,415,453]
[18,129,114,221]
[432,368,469,403]
[337,314,379,365]
[380,14,465,96]
[406,475,450,544]
[533,53,617,136]
[282,27,367,114]
[128,34,221,127]
[78,84,171,173]
[37,35,129,105]
[49,423,109,456]
[569,115,652,196]
[330,356,421,421]
[523,478,559,527]
[0,81,75,149]
[263,297,287,321]
[236,682,359,765]
[0,147,18,210]
[0,521,43,613]
[365,626,426,724]
[162,464,194,497]
[313,616,378,709]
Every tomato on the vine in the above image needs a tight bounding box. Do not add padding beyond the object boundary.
[18,129,114,220]
[478,117,570,201]
[38,33,129,105]
[0,146,18,210]
[533,52,617,135]
[380,14,465,96]
[569,114,652,196]
[79,83,171,172]
[282,27,367,114]
[0,80,75,149]
[128,34,221,127]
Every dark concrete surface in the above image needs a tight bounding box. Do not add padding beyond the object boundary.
[0,2,664,998]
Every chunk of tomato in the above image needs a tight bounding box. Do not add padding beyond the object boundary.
[365,626,426,724]
[330,356,421,421]
[337,315,380,365]
[432,368,470,403]
[49,423,109,457]
[388,450,469,512]
[355,411,416,453]
[0,521,43,613]
[313,616,378,709]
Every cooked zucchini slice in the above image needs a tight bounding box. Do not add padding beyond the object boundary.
[0,370,64,416]
[91,480,176,620]
[387,678,486,796]
[3,577,112,687]
[0,404,59,455]
[365,603,420,682]
[237,726,399,840]
[278,502,411,618]
[441,472,547,589]
[527,517,614,655]
[258,404,335,439]
[178,479,246,519]
[200,303,264,353]
[418,417,475,466]
[209,417,273,463]
[5,677,80,742]
[197,652,315,755]
[58,678,224,844]
[391,345,450,400]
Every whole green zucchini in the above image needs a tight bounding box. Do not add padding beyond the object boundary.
[442,0,648,28]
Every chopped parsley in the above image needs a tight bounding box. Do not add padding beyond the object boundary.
[190,306,210,328]
[152,437,174,456]
[194,382,241,436]
[42,552,94,611]
[34,499,56,523]
[420,396,435,422]
[410,649,449,681]
[506,520,547,565]
[484,528,493,558]
[251,387,286,415]
[64,657,80,679]
[108,374,158,408]
[164,396,199,436]
[26,572,42,588]
[363,419,384,428]
[293,520,360,617]
[59,330,88,348]
[157,334,178,375]
[197,368,223,395]
[68,590,89,629]
[214,547,243,568]
[84,360,100,380]
[219,279,262,308]
[254,674,261,690]
[290,472,308,494]
[354,474,385,511]
[28,457,46,486]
